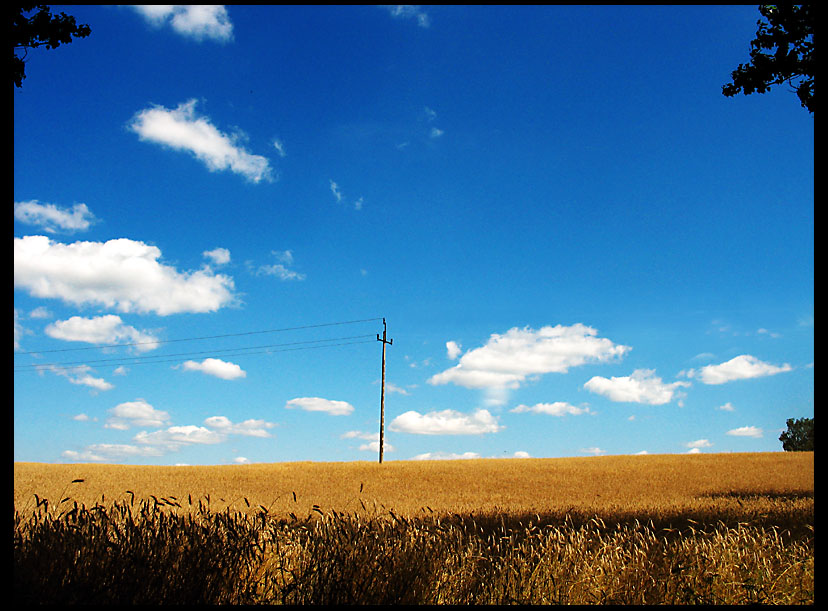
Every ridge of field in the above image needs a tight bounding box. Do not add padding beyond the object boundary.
[14,452,813,520]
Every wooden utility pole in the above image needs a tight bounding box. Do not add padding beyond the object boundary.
[377,318,393,463]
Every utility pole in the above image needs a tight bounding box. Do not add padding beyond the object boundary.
[377,318,393,464]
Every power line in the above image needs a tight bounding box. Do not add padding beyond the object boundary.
[14,316,384,355]
[14,338,377,373]
[13,334,376,371]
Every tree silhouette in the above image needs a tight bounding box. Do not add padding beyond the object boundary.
[13,4,91,88]
[779,417,814,451]
[723,5,814,113]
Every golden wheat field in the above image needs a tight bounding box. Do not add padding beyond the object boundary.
[13,451,813,519]
[14,452,814,604]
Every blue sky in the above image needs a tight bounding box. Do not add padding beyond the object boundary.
[14,5,813,465]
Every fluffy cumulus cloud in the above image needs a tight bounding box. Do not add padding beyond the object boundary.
[45,315,160,352]
[584,369,690,405]
[14,200,97,234]
[428,324,630,403]
[128,99,271,183]
[683,355,792,385]
[510,402,591,416]
[285,397,354,416]
[179,358,246,380]
[131,5,233,42]
[14,235,236,315]
[105,399,171,430]
[389,408,503,435]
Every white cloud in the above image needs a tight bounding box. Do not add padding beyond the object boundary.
[410,451,481,461]
[580,447,605,456]
[14,235,236,315]
[584,369,690,405]
[29,306,51,319]
[253,249,306,280]
[446,340,462,360]
[685,439,713,449]
[272,139,286,157]
[384,5,430,28]
[128,99,271,183]
[43,364,114,392]
[179,358,246,380]
[684,355,792,385]
[329,180,343,202]
[14,200,97,234]
[429,127,444,138]
[62,443,163,462]
[429,324,630,400]
[134,425,224,449]
[132,5,233,42]
[45,315,160,352]
[233,456,250,464]
[106,399,171,430]
[510,402,591,416]
[726,426,763,438]
[718,402,735,411]
[389,408,503,435]
[285,397,354,416]
[203,415,275,437]
[203,247,231,265]
[14,309,27,351]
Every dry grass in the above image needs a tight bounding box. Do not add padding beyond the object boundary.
[13,452,814,604]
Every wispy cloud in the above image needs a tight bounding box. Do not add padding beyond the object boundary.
[14,235,236,315]
[42,364,114,392]
[510,402,592,416]
[383,5,430,28]
[128,99,272,183]
[329,180,363,210]
[204,416,275,437]
[14,200,97,234]
[252,249,306,280]
[131,5,234,42]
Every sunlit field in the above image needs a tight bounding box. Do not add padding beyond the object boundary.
[14,452,813,604]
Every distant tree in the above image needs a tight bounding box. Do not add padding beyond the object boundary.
[722,5,814,113]
[12,4,91,88]
[779,417,814,451]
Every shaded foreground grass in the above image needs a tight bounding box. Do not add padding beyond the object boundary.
[14,453,814,604]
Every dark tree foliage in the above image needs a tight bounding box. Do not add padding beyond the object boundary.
[779,417,814,451]
[12,4,91,88]
[723,5,814,113]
